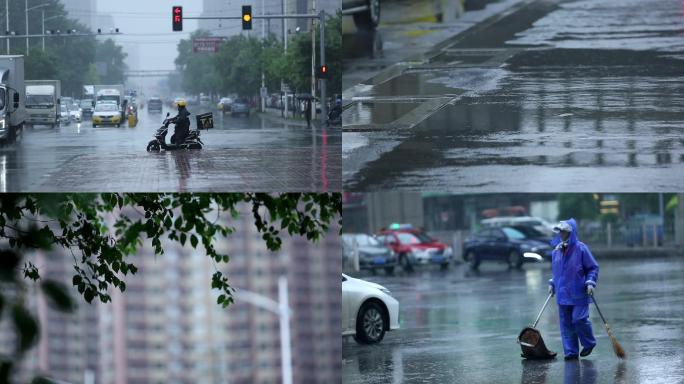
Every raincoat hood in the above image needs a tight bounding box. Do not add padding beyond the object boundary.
[551,218,578,248]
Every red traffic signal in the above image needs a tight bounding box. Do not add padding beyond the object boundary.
[316,65,329,79]
[172,6,183,31]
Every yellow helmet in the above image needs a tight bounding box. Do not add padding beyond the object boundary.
[176,99,187,107]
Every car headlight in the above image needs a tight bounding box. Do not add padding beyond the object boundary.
[112,116,120,121]
[0,119,5,129]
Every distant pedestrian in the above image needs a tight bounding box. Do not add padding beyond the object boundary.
[548,218,599,360]
[305,99,312,128]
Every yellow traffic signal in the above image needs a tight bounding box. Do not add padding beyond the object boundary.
[242,6,252,30]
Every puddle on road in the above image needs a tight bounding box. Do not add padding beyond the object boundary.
[367,71,466,97]
[343,101,422,126]
[429,52,496,65]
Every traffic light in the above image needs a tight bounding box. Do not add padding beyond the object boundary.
[316,65,328,79]
[242,6,252,30]
[172,6,183,31]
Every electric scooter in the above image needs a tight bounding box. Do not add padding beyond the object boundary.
[146,112,203,151]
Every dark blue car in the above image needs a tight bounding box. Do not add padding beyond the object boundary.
[463,226,553,269]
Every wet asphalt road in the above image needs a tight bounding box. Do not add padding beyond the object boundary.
[0,106,340,192]
[343,0,684,191]
[342,258,684,384]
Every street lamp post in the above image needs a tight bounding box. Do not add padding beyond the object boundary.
[235,276,293,384]
[42,13,60,51]
[24,2,49,56]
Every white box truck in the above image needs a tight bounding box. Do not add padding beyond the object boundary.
[25,80,61,128]
[0,55,25,142]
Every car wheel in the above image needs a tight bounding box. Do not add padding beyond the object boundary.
[353,0,380,30]
[355,301,386,344]
[399,253,413,272]
[508,250,523,269]
[468,251,480,269]
[116,124,120,128]
[384,266,395,275]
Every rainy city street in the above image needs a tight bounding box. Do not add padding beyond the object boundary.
[342,257,684,384]
[343,0,684,191]
[0,107,340,192]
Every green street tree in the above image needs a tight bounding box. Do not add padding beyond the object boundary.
[0,192,341,383]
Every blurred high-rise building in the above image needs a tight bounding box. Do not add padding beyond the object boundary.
[0,206,341,384]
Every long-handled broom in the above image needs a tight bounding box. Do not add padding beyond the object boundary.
[590,293,626,359]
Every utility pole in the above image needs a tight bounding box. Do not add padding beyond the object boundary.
[261,0,265,113]
[41,10,44,50]
[318,10,326,123]
[235,276,292,384]
[311,0,316,122]
[282,0,287,51]
[25,0,28,54]
[5,0,9,54]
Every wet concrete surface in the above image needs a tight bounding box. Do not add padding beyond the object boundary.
[0,106,340,192]
[343,0,684,191]
[342,0,525,90]
[343,258,684,383]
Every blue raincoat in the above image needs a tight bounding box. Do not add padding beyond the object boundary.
[548,218,599,357]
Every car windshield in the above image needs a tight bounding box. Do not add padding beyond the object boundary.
[95,103,117,112]
[396,232,433,245]
[502,227,526,240]
[72,103,79,110]
[80,100,92,107]
[26,94,53,106]
[354,235,380,247]
[60,105,67,113]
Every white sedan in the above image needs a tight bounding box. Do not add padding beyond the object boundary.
[342,274,399,344]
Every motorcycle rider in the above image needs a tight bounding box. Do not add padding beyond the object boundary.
[169,100,191,145]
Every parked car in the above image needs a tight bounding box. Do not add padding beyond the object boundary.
[342,274,399,344]
[59,103,70,125]
[92,102,122,127]
[69,102,81,122]
[80,99,94,120]
[375,224,453,271]
[231,99,250,117]
[342,0,380,30]
[463,226,553,269]
[217,97,232,113]
[148,97,163,113]
[342,233,397,274]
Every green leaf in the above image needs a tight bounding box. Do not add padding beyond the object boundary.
[190,234,198,248]
[41,280,75,312]
[11,304,39,353]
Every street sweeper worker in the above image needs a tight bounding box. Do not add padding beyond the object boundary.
[547,218,599,360]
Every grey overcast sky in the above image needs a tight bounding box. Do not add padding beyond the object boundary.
[95,0,204,71]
